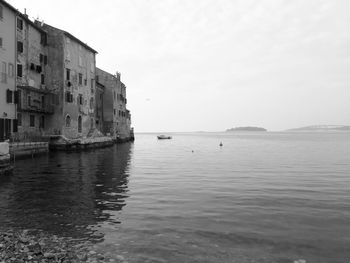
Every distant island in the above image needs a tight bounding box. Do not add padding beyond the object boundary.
[226,126,267,132]
[287,125,350,132]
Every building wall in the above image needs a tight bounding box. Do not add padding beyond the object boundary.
[96,68,118,137]
[0,1,16,140]
[116,82,130,139]
[96,68,132,139]
[15,17,52,141]
[42,24,97,139]
[62,34,96,138]
[95,83,104,133]
[42,25,64,136]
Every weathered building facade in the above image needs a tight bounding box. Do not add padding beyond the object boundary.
[15,15,52,141]
[95,68,132,140]
[1,0,133,145]
[95,81,105,133]
[0,0,17,141]
[41,24,97,139]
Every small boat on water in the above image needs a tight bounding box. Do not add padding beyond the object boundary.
[157,135,172,140]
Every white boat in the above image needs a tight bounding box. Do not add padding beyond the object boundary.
[157,135,172,140]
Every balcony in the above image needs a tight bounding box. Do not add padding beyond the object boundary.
[18,101,54,114]
[17,86,55,114]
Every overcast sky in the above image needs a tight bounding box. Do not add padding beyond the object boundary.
[8,0,350,132]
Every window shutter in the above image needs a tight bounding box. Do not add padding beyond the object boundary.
[14,90,19,104]
[6,89,13,103]
[17,64,22,77]
[13,119,18,132]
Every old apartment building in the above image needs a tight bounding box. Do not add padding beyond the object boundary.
[15,15,51,141]
[95,68,131,140]
[0,0,17,141]
[41,24,97,139]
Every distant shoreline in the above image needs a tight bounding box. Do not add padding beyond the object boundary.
[226,127,267,132]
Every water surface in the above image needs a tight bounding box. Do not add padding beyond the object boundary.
[0,132,350,262]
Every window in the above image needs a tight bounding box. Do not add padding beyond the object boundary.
[41,74,45,85]
[79,73,82,85]
[0,37,3,48]
[65,91,73,103]
[14,90,19,104]
[28,95,31,106]
[17,64,23,77]
[8,63,14,78]
[39,116,45,129]
[114,109,116,115]
[1,62,6,83]
[65,115,71,127]
[6,89,13,103]
[13,119,18,132]
[17,18,23,30]
[40,33,47,46]
[78,116,82,133]
[66,68,70,81]
[30,115,35,127]
[17,41,23,53]
[17,113,22,126]
[78,94,83,105]
[44,55,47,65]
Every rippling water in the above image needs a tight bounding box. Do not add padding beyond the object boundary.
[1,132,350,262]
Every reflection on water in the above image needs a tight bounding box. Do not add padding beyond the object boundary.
[1,133,350,262]
[0,143,133,242]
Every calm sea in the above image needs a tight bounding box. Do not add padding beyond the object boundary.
[0,132,350,263]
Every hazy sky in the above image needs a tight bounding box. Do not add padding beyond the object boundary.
[8,0,350,131]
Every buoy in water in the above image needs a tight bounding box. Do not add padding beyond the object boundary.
[219,142,223,147]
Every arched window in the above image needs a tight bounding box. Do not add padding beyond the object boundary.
[65,115,71,127]
[78,116,82,133]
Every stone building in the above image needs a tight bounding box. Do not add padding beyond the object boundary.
[40,23,97,139]
[95,68,132,140]
[95,81,105,133]
[15,15,52,141]
[0,0,17,141]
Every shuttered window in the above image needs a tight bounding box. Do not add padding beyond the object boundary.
[6,89,13,103]
[17,64,22,77]
[17,41,23,53]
